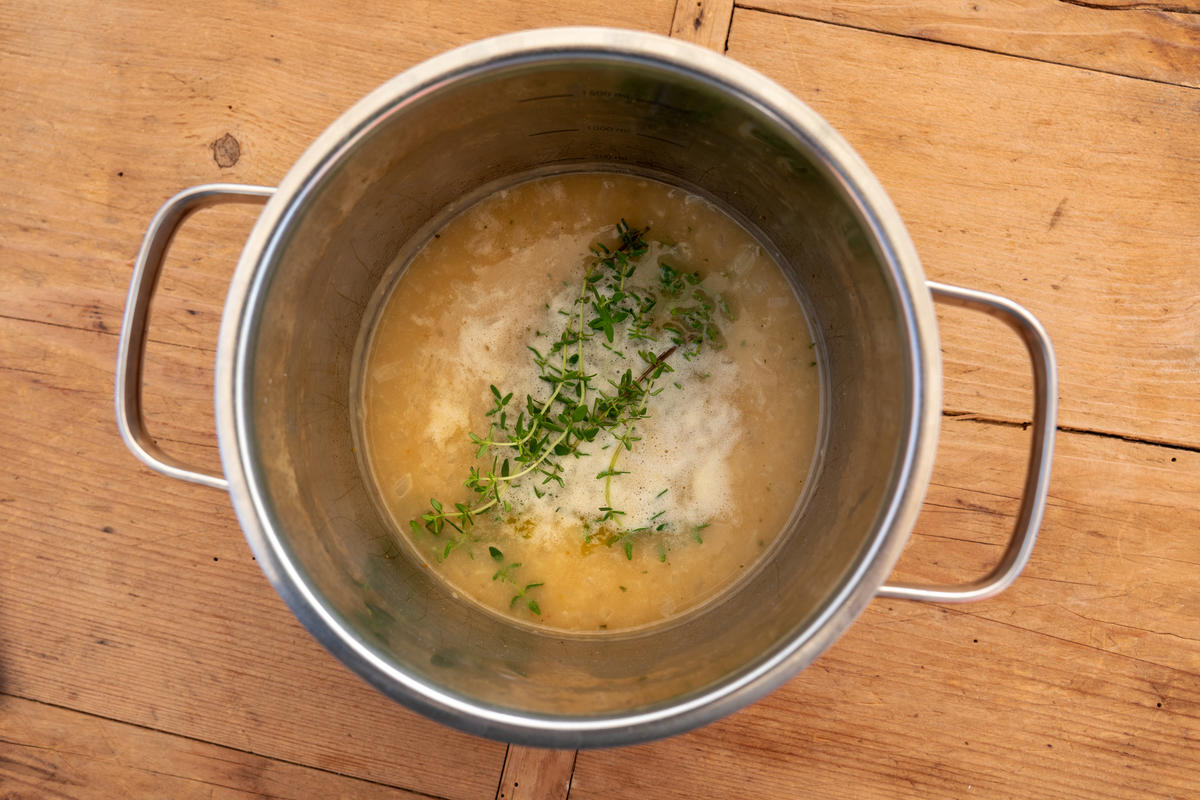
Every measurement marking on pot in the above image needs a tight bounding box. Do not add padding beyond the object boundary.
[635,131,686,147]
[518,93,575,103]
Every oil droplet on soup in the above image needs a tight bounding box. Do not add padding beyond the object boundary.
[360,173,820,633]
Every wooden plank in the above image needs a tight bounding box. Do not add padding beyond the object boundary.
[670,0,736,50]
[744,0,1200,88]
[0,694,429,800]
[573,608,1200,799]
[570,417,1200,799]
[902,418,1199,672]
[727,9,1200,446]
[495,747,576,800]
[0,316,506,798]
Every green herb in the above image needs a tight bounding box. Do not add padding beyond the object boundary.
[510,581,544,613]
[411,220,728,606]
[492,561,521,583]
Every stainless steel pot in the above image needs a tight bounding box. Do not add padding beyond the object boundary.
[116,28,1057,747]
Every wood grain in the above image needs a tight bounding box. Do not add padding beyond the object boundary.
[727,9,1200,447]
[902,418,1199,672]
[746,0,1200,88]
[0,2,674,792]
[571,417,1200,799]
[0,317,513,799]
[0,694,427,799]
[0,0,679,444]
[495,747,576,800]
[572,608,1199,799]
[2,1,1198,798]
[671,0,736,49]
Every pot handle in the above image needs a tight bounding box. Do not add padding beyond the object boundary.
[115,183,275,491]
[878,280,1058,603]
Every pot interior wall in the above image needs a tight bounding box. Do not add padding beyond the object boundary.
[242,54,911,724]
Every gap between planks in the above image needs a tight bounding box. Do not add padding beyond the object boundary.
[496,746,578,800]
[670,0,736,51]
[732,2,1200,91]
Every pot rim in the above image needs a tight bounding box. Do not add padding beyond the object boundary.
[214,26,942,747]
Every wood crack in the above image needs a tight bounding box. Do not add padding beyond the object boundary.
[909,530,1002,547]
[942,411,1200,454]
[152,435,219,451]
[0,692,455,800]
[0,364,54,376]
[0,765,78,800]
[939,606,1200,679]
[733,3,1200,90]
[1055,606,1200,643]
[1056,0,1200,14]
[0,310,216,355]
[7,305,1199,456]
[1057,422,1200,454]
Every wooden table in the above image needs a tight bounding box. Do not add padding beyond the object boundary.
[3,1,1198,797]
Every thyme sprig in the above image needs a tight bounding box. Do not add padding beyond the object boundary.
[409,219,730,610]
[488,545,543,614]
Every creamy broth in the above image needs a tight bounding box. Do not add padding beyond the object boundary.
[360,173,820,632]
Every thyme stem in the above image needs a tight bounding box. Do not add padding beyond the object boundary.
[411,219,727,575]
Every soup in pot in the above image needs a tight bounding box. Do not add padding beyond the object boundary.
[359,173,820,632]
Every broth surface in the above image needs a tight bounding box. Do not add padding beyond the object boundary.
[360,173,820,632]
